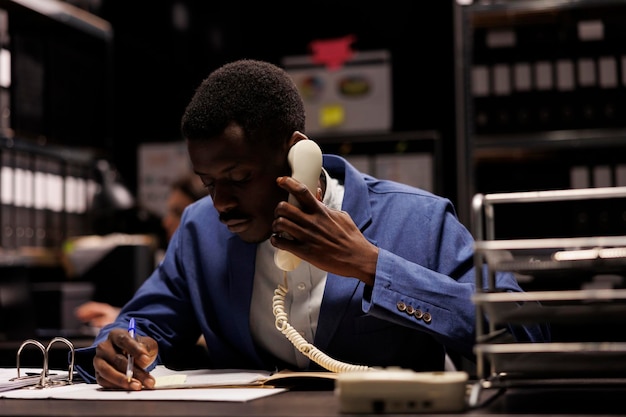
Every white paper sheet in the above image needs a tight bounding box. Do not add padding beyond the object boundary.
[0,367,286,402]
[1,382,286,401]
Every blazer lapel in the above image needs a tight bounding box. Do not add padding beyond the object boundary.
[313,273,361,351]
[226,237,265,364]
[313,156,378,353]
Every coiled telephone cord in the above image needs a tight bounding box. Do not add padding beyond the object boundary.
[273,271,374,373]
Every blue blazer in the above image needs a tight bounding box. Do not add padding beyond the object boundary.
[75,155,548,382]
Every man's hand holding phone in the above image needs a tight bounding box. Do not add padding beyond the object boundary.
[271,175,378,286]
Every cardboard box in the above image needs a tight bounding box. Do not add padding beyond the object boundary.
[283,50,392,135]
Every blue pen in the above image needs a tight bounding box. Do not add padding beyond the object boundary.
[126,317,136,382]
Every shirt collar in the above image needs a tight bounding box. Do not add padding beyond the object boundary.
[321,168,344,211]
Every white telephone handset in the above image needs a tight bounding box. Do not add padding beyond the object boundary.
[274,139,323,271]
[271,139,372,373]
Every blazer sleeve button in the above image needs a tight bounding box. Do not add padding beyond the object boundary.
[422,312,432,323]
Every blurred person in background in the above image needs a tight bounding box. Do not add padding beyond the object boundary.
[161,175,208,242]
[75,175,206,328]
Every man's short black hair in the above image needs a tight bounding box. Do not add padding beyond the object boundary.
[181,59,305,146]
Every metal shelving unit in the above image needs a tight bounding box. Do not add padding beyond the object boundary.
[469,186,626,406]
[454,0,626,227]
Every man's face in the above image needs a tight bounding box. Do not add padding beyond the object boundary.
[187,124,290,243]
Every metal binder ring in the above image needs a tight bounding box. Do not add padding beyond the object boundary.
[16,339,47,387]
[46,337,75,385]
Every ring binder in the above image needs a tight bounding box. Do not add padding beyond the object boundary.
[7,337,75,390]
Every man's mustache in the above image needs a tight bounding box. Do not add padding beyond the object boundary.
[219,211,247,223]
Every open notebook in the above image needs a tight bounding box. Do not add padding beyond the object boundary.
[151,365,338,390]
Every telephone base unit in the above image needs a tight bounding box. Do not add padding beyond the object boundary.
[335,369,468,414]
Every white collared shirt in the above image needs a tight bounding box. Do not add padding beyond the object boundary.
[249,169,344,369]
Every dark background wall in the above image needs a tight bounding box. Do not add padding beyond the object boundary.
[92,1,457,202]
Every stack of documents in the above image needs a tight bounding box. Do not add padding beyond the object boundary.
[0,368,73,392]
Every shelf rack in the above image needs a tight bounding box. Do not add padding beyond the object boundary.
[453,0,626,226]
[469,186,626,406]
